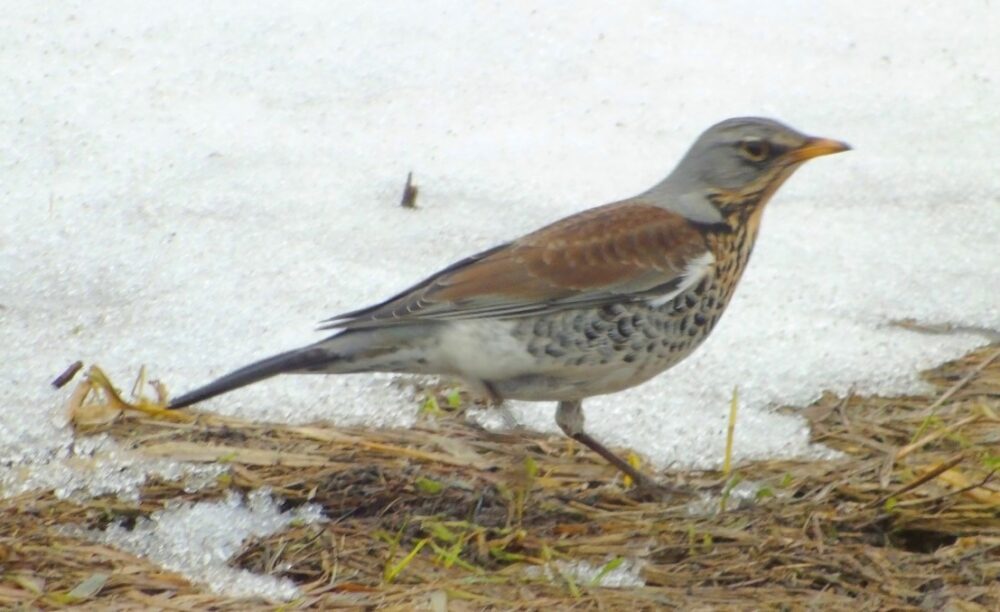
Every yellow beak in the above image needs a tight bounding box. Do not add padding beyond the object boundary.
[788,136,851,162]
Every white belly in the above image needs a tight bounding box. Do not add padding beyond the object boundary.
[436,320,537,382]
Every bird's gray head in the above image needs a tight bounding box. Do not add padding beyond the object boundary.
[646,117,849,222]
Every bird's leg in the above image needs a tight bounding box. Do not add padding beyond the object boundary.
[478,381,520,429]
[481,381,503,407]
[555,400,657,489]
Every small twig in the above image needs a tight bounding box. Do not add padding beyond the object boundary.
[400,171,419,208]
[890,318,1000,341]
[895,414,980,461]
[52,360,84,389]
[835,388,854,432]
[949,469,998,502]
[722,386,739,475]
[894,469,997,508]
[872,345,1000,477]
[868,453,965,509]
[926,347,1000,414]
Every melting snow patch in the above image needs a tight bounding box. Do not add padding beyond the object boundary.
[526,557,647,589]
[71,489,325,601]
[685,478,779,516]
[1,433,224,502]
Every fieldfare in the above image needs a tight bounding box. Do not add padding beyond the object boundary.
[168,117,849,489]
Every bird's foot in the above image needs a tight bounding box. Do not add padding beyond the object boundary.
[495,404,523,431]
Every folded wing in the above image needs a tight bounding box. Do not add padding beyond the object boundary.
[321,201,712,330]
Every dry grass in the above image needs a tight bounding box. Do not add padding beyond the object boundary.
[2,345,998,610]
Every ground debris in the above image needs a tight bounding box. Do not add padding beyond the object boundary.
[2,345,998,609]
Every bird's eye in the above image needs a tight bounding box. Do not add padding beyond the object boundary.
[738,138,770,162]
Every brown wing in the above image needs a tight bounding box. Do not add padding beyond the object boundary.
[321,200,710,330]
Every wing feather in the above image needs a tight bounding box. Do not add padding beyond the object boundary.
[321,200,711,330]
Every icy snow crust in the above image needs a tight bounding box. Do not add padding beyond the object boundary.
[67,490,325,601]
[2,0,998,599]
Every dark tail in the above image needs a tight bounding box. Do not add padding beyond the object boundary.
[168,346,333,410]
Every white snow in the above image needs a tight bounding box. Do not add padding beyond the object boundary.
[525,557,647,589]
[0,431,224,501]
[68,489,325,601]
[2,0,998,599]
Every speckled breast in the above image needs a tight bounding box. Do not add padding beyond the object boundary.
[494,224,756,401]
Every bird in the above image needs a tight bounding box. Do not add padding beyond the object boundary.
[167,117,849,489]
